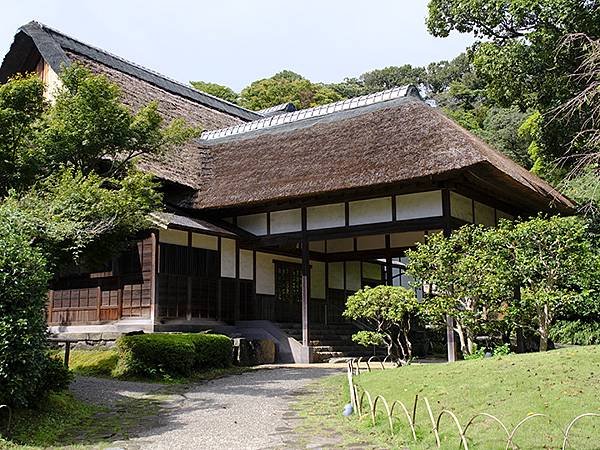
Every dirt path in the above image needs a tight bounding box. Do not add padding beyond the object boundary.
[70,368,342,450]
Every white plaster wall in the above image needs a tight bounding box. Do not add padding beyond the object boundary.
[450,192,474,222]
[363,262,382,280]
[396,191,443,220]
[191,233,218,250]
[44,64,62,102]
[474,201,495,226]
[346,261,361,291]
[255,252,275,295]
[390,231,425,248]
[237,213,268,235]
[311,261,326,299]
[270,208,302,234]
[328,262,344,289]
[356,234,386,251]
[240,250,254,280]
[255,252,301,295]
[221,238,236,278]
[307,203,345,229]
[309,241,326,252]
[326,238,354,253]
[159,229,187,246]
[349,197,392,226]
[497,210,513,222]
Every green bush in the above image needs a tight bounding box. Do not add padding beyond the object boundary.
[550,320,600,345]
[39,357,73,393]
[113,333,232,379]
[187,334,232,369]
[0,223,53,408]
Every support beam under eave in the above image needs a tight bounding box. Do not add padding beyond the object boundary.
[301,238,310,349]
[442,189,457,363]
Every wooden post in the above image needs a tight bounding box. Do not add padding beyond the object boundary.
[47,290,54,325]
[442,189,457,363]
[64,341,71,368]
[301,237,310,348]
[187,231,192,321]
[96,286,102,322]
[234,240,240,322]
[446,315,456,362]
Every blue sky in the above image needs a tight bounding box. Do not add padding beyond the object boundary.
[1,1,473,92]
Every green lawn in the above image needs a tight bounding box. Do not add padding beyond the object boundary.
[295,346,600,449]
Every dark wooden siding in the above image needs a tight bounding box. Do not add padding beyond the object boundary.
[48,236,154,325]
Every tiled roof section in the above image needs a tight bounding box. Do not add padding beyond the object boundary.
[201,86,421,141]
[257,102,297,117]
[6,21,261,122]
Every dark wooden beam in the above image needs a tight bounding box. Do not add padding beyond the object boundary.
[301,237,310,347]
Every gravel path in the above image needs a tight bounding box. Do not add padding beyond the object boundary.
[70,368,341,450]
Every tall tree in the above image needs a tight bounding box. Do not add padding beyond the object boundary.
[239,70,343,110]
[0,64,196,407]
[190,80,239,104]
[426,0,600,179]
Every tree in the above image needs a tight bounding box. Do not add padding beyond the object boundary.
[504,215,597,351]
[190,80,238,104]
[426,0,600,179]
[0,64,196,407]
[343,285,419,365]
[407,226,514,356]
[239,70,343,110]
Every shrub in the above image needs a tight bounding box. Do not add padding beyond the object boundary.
[113,333,232,379]
[187,334,232,369]
[39,357,73,393]
[113,334,195,379]
[550,320,600,345]
[0,223,52,408]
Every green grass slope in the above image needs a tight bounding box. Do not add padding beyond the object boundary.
[297,346,600,449]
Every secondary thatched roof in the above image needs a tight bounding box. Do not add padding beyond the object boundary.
[0,21,261,122]
[186,96,572,213]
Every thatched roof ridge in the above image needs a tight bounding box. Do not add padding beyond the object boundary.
[0,21,261,122]
[189,97,572,212]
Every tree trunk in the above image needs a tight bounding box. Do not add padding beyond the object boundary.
[539,304,550,352]
[455,321,469,356]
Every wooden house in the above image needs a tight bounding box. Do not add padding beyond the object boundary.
[0,22,573,362]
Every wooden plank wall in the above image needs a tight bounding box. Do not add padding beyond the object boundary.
[47,236,154,325]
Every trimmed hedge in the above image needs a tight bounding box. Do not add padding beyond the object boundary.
[113,333,232,379]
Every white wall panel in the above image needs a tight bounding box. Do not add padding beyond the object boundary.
[363,262,382,280]
[327,238,354,253]
[311,261,326,299]
[346,261,361,291]
[450,192,473,222]
[270,208,301,234]
[396,191,443,220]
[191,233,218,250]
[220,238,236,278]
[349,197,392,226]
[390,231,425,248]
[255,252,275,295]
[307,203,345,229]
[474,201,495,226]
[328,262,344,289]
[309,241,326,252]
[496,210,513,222]
[356,234,386,251]
[240,250,254,280]
[159,229,187,246]
[237,213,267,235]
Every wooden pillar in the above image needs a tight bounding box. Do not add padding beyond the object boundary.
[186,231,192,321]
[217,237,222,321]
[301,237,310,347]
[385,234,393,286]
[234,240,240,322]
[150,232,158,330]
[442,188,457,362]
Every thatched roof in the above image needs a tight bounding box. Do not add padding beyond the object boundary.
[187,96,573,213]
[0,21,261,121]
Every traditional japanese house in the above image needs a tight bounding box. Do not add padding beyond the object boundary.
[0,21,573,362]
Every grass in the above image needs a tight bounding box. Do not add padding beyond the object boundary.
[295,346,600,449]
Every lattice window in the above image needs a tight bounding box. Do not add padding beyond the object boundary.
[275,261,302,303]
